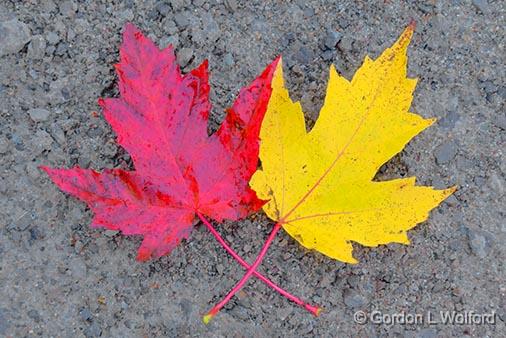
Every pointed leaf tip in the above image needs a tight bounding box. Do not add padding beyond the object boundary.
[397,22,415,48]
[408,19,417,31]
[123,22,138,35]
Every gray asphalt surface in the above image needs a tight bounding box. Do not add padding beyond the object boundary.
[0,0,504,337]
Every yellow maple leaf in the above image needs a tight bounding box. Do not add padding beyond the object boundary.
[250,25,456,263]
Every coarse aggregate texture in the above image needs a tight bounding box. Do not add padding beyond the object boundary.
[0,0,504,337]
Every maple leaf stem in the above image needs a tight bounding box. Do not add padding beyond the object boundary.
[203,221,321,323]
[203,222,282,322]
[197,213,320,319]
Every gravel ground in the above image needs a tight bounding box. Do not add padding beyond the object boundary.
[1,0,504,337]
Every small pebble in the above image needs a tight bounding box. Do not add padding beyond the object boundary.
[488,172,504,195]
[79,307,93,321]
[492,114,506,130]
[438,110,459,129]
[467,229,490,258]
[472,0,490,14]
[223,53,234,66]
[174,13,190,28]
[338,36,353,52]
[84,322,102,338]
[104,230,119,237]
[434,140,458,164]
[59,1,76,17]
[324,30,342,49]
[278,307,293,321]
[0,137,9,154]
[46,31,60,45]
[295,46,314,64]
[27,309,41,323]
[225,0,238,12]
[342,289,365,308]
[156,3,171,16]
[34,130,53,151]
[177,47,193,67]
[28,108,51,122]
[322,50,334,61]
[0,18,31,56]
[27,35,46,59]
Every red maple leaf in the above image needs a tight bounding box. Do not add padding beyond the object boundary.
[42,23,279,261]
